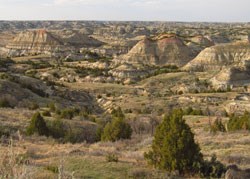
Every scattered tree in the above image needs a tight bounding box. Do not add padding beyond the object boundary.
[26,112,49,136]
[145,109,226,177]
[144,109,203,174]
[101,108,132,142]
[210,118,226,133]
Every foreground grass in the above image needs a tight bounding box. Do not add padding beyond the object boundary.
[65,156,132,179]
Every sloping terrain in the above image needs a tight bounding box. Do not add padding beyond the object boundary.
[5,30,69,56]
[183,41,250,72]
[114,34,196,67]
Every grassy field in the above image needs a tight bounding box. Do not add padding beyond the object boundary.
[1,106,249,178]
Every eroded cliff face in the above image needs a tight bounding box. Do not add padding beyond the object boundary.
[183,42,250,71]
[5,29,69,56]
[53,30,104,48]
[114,34,195,67]
[211,60,250,88]
[187,35,214,54]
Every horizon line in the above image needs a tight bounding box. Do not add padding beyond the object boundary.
[0,19,250,24]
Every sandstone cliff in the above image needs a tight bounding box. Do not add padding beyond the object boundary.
[6,29,68,56]
[183,41,250,71]
[211,60,250,88]
[54,30,104,48]
[114,34,195,67]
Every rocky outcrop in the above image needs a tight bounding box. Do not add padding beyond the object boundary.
[54,30,104,48]
[183,42,250,71]
[205,34,231,44]
[114,34,195,67]
[187,35,214,54]
[211,60,250,88]
[5,29,69,56]
[109,63,150,83]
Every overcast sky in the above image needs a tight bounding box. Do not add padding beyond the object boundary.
[0,0,249,22]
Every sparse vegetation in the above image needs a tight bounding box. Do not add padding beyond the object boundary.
[1,21,250,178]
[28,102,39,110]
[26,112,50,136]
[210,118,226,133]
[145,109,203,174]
[101,108,132,142]
[145,109,226,177]
[184,107,203,116]
[101,117,132,142]
[228,112,250,131]
[106,153,119,162]
[41,110,51,117]
[0,98,12,108]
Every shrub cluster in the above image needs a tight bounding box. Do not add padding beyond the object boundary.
[145,109,226,177]
[101,117,132,142]
[100,107,132,142]
[184,107,203,116]
[26,111,97,143]
[106,153,119,162]
[26,112,50,136]
[210,118,226,133]
[228,112,250,131]
[74,66,110,78]
[0,98,12,108]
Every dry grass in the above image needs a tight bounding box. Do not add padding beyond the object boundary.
[185,115,250,169]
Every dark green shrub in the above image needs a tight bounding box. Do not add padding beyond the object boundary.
[55,108,61,115]
[228,112,250,131]
[63,127,81,143]
[199,154,226,178]
[45,165,59,173]
[28,102,39,110]
[144,109,226,177]
[42,110,51,117]
[48,102,56,112]
[0,126,12,137]
[111,107,125,118]
[26,112,49,136]
[101,117,132,142]
[178,91,184,95]
[47,119,66,139]
[60,108,78,119]
[0,73,9,80]
[106,153,118,162]
[48,119,88,143]
[95,126,103,141]
[210,118,226,133]
[60,108,74,119]
[184,107,203,116]
[184,106,193,115]
[0,98,12,108]
[190,109,203,116]
[144,109,203,174]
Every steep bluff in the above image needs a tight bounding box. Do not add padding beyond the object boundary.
[183,42,250,71]
[114,34,195,67]
[6,29,67,55]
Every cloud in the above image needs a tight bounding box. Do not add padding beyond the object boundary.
[0,0,249,21]
[54,0,163,7]
[54,0,116,5]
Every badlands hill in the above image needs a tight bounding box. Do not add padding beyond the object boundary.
[115,34,195,67]
[5,29,68,56]
[183,41,250,71]
[53,30,104,48]
[210,60,250,88]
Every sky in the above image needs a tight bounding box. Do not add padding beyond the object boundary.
[0,0,249,22]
